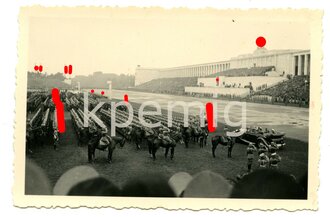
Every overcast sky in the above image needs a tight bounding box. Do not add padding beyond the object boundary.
[26,7,311,76]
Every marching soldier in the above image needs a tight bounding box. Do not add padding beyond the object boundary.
[269,152,281,169]
[269,142,278,154]
[87,125,99,163]
[258,143,269,156]
[258,153,270,168]
[246,143,257,172]
[227,136,235,158]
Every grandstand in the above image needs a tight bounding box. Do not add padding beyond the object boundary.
[133,66,288,98]
[250,75,310,105]
[133,48,311,106]
[132,77,198,94]
[206,66,275,77]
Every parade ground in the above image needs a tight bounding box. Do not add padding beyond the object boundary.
[29,90,309,189]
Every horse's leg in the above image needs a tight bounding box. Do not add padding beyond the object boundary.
[152,147,157,160]
[148,142,153,158]
[165,147,169,158]
[228,144,233,158]
[136,140,140,150]
[139,138,143,149]
[88,145,93,163]
[170,147,175,160]
[107,147,113,164]
[92,149,96,162]
[212,144,217,158]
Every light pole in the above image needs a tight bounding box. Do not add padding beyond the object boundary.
[107,81,112,100]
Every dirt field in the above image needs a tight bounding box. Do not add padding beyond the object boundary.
[28,110,308,190]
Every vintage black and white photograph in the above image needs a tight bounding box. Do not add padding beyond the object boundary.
[14,7,321,209]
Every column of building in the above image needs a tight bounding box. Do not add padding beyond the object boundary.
[304,54,308,76]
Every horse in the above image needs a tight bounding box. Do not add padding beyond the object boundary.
[181,125,208,148]
[88,132,126,164]
[181,126,192,148]
[148,131,184,160]
[130,126,146,150]
[191,126,203,142]
[211,135,234,158]
[27,126,46,148]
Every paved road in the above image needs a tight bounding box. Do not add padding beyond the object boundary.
[110,89,309,142]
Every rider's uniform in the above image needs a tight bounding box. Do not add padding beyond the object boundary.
[144,127,154,137]
[99,133,112,149]
[162,132,172,145]
[126,126,132,136]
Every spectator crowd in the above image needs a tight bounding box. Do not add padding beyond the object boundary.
[26,157,307,199]
[251,75,310,106]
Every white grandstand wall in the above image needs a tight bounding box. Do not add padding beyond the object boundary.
[229,49,307,76]
[275,53,295,75]
[197,76,287,91]
[135,49,310,86]
[198,77,225,87]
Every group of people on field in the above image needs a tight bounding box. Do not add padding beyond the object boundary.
[246,142,281,173]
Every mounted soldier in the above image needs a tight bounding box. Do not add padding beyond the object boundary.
[88,127,126,164]
[99,128,112,150]
[162,131,173,146]
[125,125,133,141]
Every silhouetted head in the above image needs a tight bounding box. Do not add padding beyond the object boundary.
[298,171,308,198]
[183,170,232,198]
[68,177,120,196]
[168,172,193,197]
[230,169,305,199]
[53,165,100,195]
[25,158,51,195]
[121,173,175,197]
